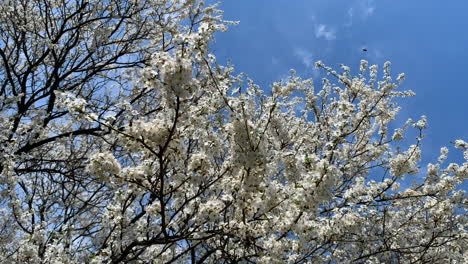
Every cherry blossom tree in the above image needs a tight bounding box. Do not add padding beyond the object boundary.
[0,0,467,263]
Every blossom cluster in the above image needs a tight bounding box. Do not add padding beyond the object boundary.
[0,0,466,263]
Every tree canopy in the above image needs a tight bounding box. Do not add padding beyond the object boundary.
[0,0,466,263]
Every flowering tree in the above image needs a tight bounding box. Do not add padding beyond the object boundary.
[0,0,467,263]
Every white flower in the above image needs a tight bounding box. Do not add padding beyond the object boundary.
[198,199,224,222]
[454,139,467,148]
[392,128,404,141]
[152,52,193,97]
[389,145,421,177]
[439,147,449,163]
[55,91,87,113]
[127,118,172,148]
[360,59,368,73]
[188,153,209,172]
[87,151,121,180]
[397,73,405,82]
[413,115,427,129]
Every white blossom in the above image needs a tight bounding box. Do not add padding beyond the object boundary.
[87,151,121,180]
[455,139,468,148]
[389,145,421,177]
[413,115,427,129]
[0,1,466,263]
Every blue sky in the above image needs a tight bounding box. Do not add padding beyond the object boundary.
[211,0,468,166]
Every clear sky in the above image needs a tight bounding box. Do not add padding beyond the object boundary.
[211,0,468,167]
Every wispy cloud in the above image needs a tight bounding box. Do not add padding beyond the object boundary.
[293,47,320,78]
[309,15,336,41]
[293,47,314,68]
[345,8,354,27]
[346,0,376,26]
[372,49,384,60]
[361,0,375,18]
[357,0,376,19]
[314,24,336,40]
[271,56,279,66]
[360,46,385,62]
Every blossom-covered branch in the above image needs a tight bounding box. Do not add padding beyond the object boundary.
[0,1,466,263]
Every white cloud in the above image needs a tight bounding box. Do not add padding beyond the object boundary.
[293,47,314,68]
[371,48,384,60]
[271,56,279,65]
[314,24,336,40]
[361,46,384,62]
[293,47,320,78]
[345,8,354,27]
[346,0,376,26]
[358,0,375,19]
[309,14,317,22]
